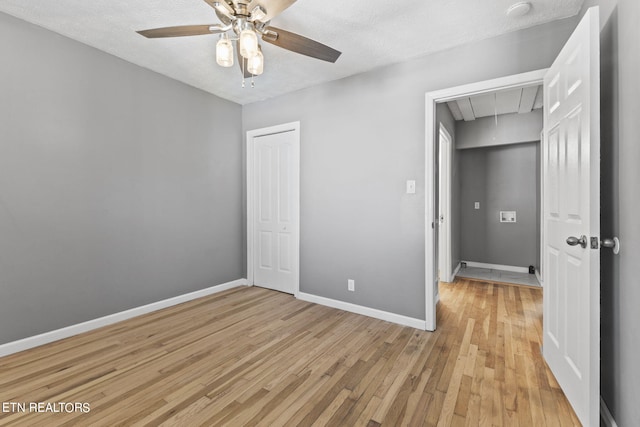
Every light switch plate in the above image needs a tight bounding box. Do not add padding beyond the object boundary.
[406,180,416,194]
[474,202,480,209]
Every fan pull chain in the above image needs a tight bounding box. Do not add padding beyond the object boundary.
[240,57,256,88]
[242,57,246,88]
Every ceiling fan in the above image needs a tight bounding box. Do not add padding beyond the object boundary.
[137,0,341,84]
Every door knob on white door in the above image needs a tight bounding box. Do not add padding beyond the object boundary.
[601,237,620,254]
[566,235,587,248]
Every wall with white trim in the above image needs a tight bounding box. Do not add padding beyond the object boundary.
[579,1,640,425]
[0,12,244,345]
[458,142,540,269]
[242,17,578,319]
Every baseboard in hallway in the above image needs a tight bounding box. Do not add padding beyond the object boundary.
[456,265,541,287]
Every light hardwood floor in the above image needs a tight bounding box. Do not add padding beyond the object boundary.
[0,279,580,426]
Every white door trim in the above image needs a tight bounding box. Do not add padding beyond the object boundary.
[425,69,547,331]
[438,124,453,282]
[539,129,545,285]
[246,121,301,297]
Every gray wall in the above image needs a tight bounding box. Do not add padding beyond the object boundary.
[435,103,461,278]
[242,17,578,319]
[579,0,640,425]
[459,143,539,268]
[0,13,243,345]
[456,110,543,149]
[455,107,542,270]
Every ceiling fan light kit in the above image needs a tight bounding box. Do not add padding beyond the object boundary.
[239,23,259,59]
[247,46,264,75]
[137,0,342,88]
[250,5,267,22]
[216,34,234,67]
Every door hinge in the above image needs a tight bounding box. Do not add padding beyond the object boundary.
[590,237,599,249]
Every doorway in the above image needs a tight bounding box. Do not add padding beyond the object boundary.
[426,8,601,422]
[425,69,547,331]
[439,86,543,288]
[246,122,300,295]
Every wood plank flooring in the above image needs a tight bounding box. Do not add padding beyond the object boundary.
[0,279,580,426]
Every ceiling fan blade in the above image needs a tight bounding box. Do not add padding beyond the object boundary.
[137,25,222,39]
[262,26,341,63]
[246,0,297,22]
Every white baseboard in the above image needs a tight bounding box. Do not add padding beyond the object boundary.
[297,292,427,330]
[600,397,618,427]
[535,269,543,286]
[462,261,529,274]
[450,262,462,282]
[0,279,247,358]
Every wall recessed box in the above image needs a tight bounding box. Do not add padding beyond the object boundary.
[500,211,517,223]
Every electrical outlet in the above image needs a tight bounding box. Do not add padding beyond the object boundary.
[474,202,480,209]
[348,279,355,292]
[406,180,416,194]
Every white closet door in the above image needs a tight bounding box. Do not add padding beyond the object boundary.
[253,129,299,294]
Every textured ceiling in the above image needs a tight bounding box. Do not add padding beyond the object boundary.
[0,0,583,105]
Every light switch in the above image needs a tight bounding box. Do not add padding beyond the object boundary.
[474,202,480,209]
[406,180,416,194]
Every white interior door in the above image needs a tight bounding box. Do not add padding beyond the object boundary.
[249,124,300,295]
[542,7,600,426]
[438,125,452,282]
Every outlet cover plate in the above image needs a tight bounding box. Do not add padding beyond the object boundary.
[348,279,355,291]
